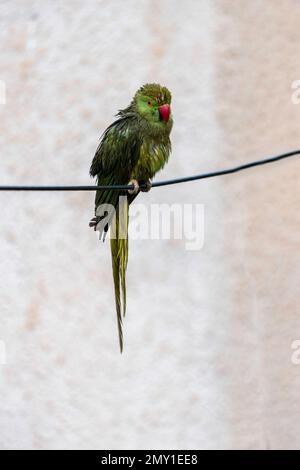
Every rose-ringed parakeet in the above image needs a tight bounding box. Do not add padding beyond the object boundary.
[89,83,173,352]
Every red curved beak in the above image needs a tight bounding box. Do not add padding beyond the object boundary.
[158,104,171,123]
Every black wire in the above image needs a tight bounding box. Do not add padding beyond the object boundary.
[0,149,298,192]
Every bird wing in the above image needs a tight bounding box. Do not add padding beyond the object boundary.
[90,116,141,210]
[90,117,140,177]
[90,116,141,240]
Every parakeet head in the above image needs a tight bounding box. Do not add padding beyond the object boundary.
[134,83,172,131]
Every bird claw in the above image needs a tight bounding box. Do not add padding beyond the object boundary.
[128,179,139,195]
[89,217,99,229]
[140,180,152,192]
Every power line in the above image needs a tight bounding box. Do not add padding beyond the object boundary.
[0,149,298,192]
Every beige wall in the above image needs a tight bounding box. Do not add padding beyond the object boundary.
[0,0,299,449]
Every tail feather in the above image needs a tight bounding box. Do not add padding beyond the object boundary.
[111,234,124,352]
[110,199,129,352]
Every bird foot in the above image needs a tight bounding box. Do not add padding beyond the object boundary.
[89,216,99,230]
[139,180,152,192]
[89,216,109,236]
[128,179,139,195]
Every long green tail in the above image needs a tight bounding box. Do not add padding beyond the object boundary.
[110,198,129,353]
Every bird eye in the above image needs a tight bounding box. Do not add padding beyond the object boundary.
[147,101,152,106]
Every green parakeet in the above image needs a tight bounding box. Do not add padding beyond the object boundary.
[90,83,173,352]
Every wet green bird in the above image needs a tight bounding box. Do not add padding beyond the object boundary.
[90,83,173,352]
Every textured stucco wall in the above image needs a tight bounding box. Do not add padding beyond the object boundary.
[0,0,299,449]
